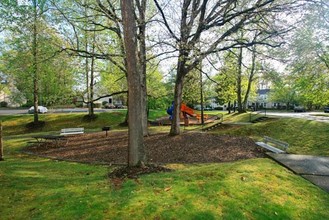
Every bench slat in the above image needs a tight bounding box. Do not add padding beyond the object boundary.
[60,128,84,136]
[256,142,285,154]
[264,136,289,149]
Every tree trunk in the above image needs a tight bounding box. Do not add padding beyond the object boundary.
[32,0,39,123]
[89,54,95,116]
[236,47,244,113]
[170,77,184,135]
[85,54,90,112]
[137,0,148,136]
[121,0,145,166]
[170,53,187,135]
[228,101,231,114]
[88,31,96,117]
[243,46,257,111]
[0,121,3,161]
[200,68,204,125]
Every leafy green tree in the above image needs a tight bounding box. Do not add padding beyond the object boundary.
[280,1,329,108]
[267,71,297,110]
[0,1,76,112]
[182,69,200,106]
[146,62,168,110]
[214,52,237,113]
[154,0,296,135]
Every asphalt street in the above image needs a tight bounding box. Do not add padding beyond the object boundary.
[266,112,329,123]
[1,109,329,123]
[0,108,124,115]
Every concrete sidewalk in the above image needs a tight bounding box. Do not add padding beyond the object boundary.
[267,153,329,193]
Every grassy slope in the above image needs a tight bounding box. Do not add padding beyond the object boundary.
[0,109,167,136]
[0,111,329,219]
[213,114,329,156]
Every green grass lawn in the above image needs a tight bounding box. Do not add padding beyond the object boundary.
[0,111,329,219]
[212,113,329,156]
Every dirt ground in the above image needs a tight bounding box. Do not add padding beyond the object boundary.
[24,131,266,165]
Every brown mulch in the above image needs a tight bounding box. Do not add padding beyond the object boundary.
[24,131,266,165]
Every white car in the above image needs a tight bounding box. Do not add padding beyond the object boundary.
[28,106,48,114]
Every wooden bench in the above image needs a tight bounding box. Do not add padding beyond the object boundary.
[60,128,84,136]
[255,136,289,154]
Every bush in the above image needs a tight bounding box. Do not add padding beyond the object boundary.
[75,102,83,107]
[93,103,102,108]
[0,101,8,107]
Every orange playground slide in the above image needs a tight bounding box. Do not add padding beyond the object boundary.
[181,103,195,116]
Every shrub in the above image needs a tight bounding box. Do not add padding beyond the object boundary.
[0,101,8,107]
[75,102,83,107]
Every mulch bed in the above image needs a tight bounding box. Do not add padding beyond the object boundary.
[24,131,266,164]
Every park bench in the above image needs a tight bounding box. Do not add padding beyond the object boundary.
[60,128,84,136]
[255,136,289,154]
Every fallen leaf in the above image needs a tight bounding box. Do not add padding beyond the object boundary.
[164,186,172,192]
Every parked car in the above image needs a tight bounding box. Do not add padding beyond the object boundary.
[294,106,306,112]
[324,106,329,113]
[28,106,48,114]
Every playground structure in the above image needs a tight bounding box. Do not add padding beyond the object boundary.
[163,102,217,126]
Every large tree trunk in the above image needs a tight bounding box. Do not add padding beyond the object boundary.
[121,0,145,166]
[170,78,184,135]
[137,0,148,136]
[170,56,186,135]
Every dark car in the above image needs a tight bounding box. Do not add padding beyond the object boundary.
[324,106,329,113]
[294,106,306,112]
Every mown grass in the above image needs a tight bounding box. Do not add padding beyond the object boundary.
[0,109,168,136]
[1,148,328,219]
[0,111,329,219]
[212,113,329,156]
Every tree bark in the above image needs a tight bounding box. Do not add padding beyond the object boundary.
[32,0,39,123]
[170,50,187,135]
[88,31,96,117]
[121,0,145,166]
[170,77,184,135]
[236,47,244,113]
[0,121,3,161]
[200,67,204,125]
[243,45,257,111]
[227,101,231,114]
[136,0,148,136]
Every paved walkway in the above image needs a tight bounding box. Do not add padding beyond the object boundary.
[267,153,329,193]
